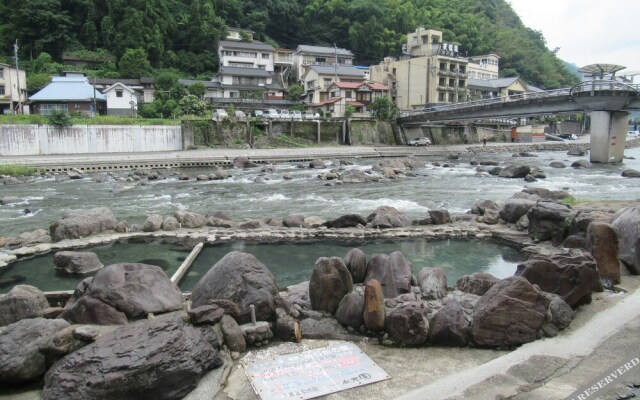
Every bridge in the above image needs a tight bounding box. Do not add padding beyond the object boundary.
[397,79,640,163]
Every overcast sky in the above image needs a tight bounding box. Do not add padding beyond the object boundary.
[509,0,640,78]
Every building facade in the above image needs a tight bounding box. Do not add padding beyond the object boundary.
[102,83,138,116]
[293,45,354,82]
[302,65,365,105]
[467,54,500,80]
[370,28,468,110]
[0,63,27,114]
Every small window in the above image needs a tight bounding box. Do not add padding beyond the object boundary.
[262,53,270,59]
[0,86,4,95]
[116,90,123,98]
[345,90,352,98]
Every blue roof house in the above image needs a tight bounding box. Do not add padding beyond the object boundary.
[29,74,106,116]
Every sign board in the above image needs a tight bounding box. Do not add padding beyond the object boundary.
[243,342,391,400]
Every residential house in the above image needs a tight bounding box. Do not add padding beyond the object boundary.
[467,54,500,80]
[293,45,354,82]
[311,81,389,117]
[93,77,156,103]
[0,63,27,114]
[302,65,365,105]
[29,72,106,116]
[102,83,138,116]
[179,79,223,101]
[370,28,468,110]
[467,77,530,100]
[274,48,295,88]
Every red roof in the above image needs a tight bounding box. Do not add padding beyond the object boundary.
[347,101,365,107]
[332,82,363,89]
[312,97,341,106]
[367,83,388,90]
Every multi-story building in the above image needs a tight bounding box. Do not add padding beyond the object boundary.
[293,45,354,82]
[309,81,388,117]
[370,28,468,110]
[467,54,500,80]
[0,63,27,114]
[302,65,365,103]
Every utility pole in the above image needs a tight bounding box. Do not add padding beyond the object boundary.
[93,76,97,117]
[334,44,339,117]
[14,40,23,114]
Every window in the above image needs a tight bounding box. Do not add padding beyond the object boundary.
[440,62,446,70]
[262,53,270,59]
[229,62,253,68]
[438,78,446,87]
[0,70,3,79]
[438,92,446,102]
[345,90,352,98]
[449,79,455,87]
[0,86,4,95]
[307,80,316,89]
[39,103,68,115]
[448,93,455,102]
[459,80,466,88]
[323,78,332,89]
[116,90,123,98]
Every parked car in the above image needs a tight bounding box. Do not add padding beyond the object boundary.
[558,133,578,140]
[407,137,432,146]
[235,110,246,119]
[212,109,228,121]
[253,110,264,118]
[279,109,291,119]
[265,109,279,119]
[303,111,320,120]
[291,110,302,120]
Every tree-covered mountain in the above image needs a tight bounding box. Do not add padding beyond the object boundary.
[0,0,578,89]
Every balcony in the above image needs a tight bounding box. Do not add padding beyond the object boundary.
[438,69,455,77]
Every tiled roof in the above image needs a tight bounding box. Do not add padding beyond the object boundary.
[467,77,521,89]
[219,40,274,52]
[29,77,106,102]
[347,101,365,107]
[297,45,353,57]
[308,65,364,77]
[312,97,341,106]
[219,66,272,78]
[332,82,362,89]
[367,83,388,90]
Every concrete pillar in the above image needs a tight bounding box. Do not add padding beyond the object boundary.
[590,111,628,163]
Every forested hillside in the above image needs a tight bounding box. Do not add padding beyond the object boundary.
[0,0,577,89]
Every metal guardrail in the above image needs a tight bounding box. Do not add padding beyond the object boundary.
[399,81,640,119]
[569,80,640,97]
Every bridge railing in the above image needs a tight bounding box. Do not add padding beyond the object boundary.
[399,87,572,118]
[569,80,640,97]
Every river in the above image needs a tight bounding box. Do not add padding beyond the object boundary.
[1,147,639,237]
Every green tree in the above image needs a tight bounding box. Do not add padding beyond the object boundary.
[369,96,397,121]
[344,105,356,118]
[188,82,207,98]
[287,84,304,100]
[179,94,208,116]
[26,73,53,95]
[118,48,152,78]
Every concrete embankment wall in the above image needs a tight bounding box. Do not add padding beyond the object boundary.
[0,124,184,156]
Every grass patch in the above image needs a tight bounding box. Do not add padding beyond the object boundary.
[560,196,578,206]
[0,164,41,177]
[0,114,180,126]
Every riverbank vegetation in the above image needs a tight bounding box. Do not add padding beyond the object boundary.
[0,164,41,177]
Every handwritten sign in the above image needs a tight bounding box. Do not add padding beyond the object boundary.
[243,342,391,400]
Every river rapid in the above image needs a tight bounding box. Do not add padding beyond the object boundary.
[1,147,639,238]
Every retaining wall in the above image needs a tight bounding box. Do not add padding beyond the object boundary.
[0,124,184,156]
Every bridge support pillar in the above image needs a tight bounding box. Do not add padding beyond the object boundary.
[590,111,628,163]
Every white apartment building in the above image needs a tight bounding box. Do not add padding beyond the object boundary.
[0,63,27,114]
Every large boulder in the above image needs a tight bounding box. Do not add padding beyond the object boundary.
[0,318,70,384]
[514,250,601,308]
[365,252,412,298]
[363,279,385,331]
[417,267,448,299]
[0,285,49,326]
[54,251,103,276]
[428,209,451,225]
[191,251,279,324]
[143,214,164,232]
[498,164,531,178]
[344,248,367,283]
[455,272,500,296]
[41,316,223,400]
[521,188,572,202]
[173,211,206,228]
[232,156,257,169]
[367,206,411,228]
[472,276,546,347]
[282,215,308,228]
[611,206,640,274]
[49,207,117,241]
[586,222,620,287]
[385,302,430,346]
[309,257,353,314]
[338,169,377,184]
[335,291,364,329]
[499,199,537,223]
[322,214,367,228]
[527,201,574,243]
[429,298,470,346]
[61,263,183,324]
